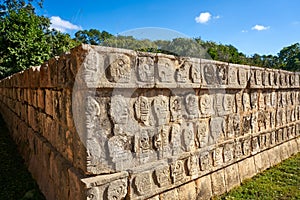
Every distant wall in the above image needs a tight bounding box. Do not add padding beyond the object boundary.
[0,44,299,200]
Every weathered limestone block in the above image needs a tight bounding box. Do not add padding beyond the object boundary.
[195,175,213,200]
[82,172,128,200]
[211,169,226,196]
[224,164,240,192]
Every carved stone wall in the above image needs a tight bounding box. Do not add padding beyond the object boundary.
[0,44,299,200]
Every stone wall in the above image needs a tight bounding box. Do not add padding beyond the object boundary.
[0,44,299,200]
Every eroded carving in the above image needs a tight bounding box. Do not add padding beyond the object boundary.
[157,58,174,83]
[199,151,212,171]
[137,57,154,82]
[170,124,182,155]
[210,117,225,144]
[191,63,201,83]
[203,64,215,85]
[182,122,195,151]
[223,142,234,163]
[188,154,200,177]
[216,64,228,85]
[87,187,100,200]
[134,172,152,196]
[110,95,128,125]
[171,160,185,183]
[242,115,251,134]
[213,146,223,167]
[185,93,199,119]
[196,120,209,148]
[200,94,214,116]
[153,95,169,126]
[170,96,182,122]
[242,93,251,112]
[176,61,191,83]
[135,96,151,126]
[107,179,127,200]
[107,54,131,83]
[154,165,171,187]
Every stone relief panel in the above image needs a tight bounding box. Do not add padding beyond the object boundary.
[106,54,131,83]
[196,119,209,148]
[216,64,228,85]
[213,146,224,167]
[215,93,224,116]
[107,179,127,200]
[224,93,235,114]
[108,135,133,169]
[223,142,234,163]
[191,62,201,83]
[157,57,175,83]
[242,92,251,112]
[171,160,185,184]
[228,114,240,138]
[228,65,238,85]
[81,50,100,84]
[255,69,263,86]
[238,68,249,87]
[175,61,191,83]
[137,57,155,83]
[170,124,182,155]
[110,95,129,125]
[134,96,152,126]
[134,172,152,196]
[242,115,252,135]
[202,63,216,85]
[199,151,212,171]
[199,93,214,117]
[210,117,226,144]
[87,187,100,200]
[154,165,171,188]
[184,93,199,119]
[170,96,182,122]
[182,122,195,152]
[187,154,200,178]
[153,95,169,126]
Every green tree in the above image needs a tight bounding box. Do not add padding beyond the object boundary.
[0,2,51,78]
[74,29,113,45]
[278,43,300,71]
[0,0,80,79]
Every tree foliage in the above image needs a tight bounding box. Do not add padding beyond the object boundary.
[74,29,112,45]
[0,0,79,79]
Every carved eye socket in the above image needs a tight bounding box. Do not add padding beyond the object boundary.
[88,194,94,199]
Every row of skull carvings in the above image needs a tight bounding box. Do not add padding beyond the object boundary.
[82,51,300,88]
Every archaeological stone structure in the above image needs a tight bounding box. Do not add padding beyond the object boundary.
[0,44,299,200]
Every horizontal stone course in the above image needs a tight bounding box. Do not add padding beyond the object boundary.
[0,44,299,199]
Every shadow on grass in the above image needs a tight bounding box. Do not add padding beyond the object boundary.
[0,115,45,200]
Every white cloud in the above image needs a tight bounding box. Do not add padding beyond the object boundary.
[50,16,82,33]
[251,25,270,31]
[214,15,221,19]
[242,30,248,33]
[195,12,212,24]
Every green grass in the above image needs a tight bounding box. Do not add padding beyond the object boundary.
[216,152,300,200]
[0,115,45,200]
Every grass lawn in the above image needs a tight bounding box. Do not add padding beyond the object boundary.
[216,152,300,200]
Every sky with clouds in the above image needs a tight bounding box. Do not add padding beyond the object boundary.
[38,0,300,56]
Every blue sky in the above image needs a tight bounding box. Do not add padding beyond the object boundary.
[38,0,300,56]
